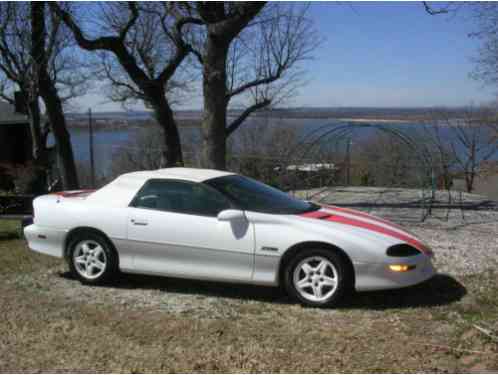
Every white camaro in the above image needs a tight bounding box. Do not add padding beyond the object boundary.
[25,168,436,307]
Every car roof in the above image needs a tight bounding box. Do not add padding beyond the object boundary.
[119,167,235,183]
[88,168,236,208]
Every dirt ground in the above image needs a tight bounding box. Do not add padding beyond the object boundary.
[1,188,498,372]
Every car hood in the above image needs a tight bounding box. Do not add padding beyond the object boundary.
[298,205,432,256]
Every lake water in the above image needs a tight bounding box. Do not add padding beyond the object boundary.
[64,118,497,177]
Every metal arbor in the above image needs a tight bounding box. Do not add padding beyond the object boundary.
[283,121,437,221]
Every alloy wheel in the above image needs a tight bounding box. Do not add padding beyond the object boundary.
[292,255,339,302]
[72,240,107,280]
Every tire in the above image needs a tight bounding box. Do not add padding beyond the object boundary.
[283,248,350,308]
[67,230,118,285]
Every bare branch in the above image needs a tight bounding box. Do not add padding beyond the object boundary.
[427,105,498,192]
[423,2,449,15]
[226,99,271,137]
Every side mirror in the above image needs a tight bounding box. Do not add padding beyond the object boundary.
[217,209,245,222]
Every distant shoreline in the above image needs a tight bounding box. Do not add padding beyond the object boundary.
[334,118,419,124]
[66,106,486,130]
[68,115,423,131]
[68,118,201,131]
[67,108,476,130]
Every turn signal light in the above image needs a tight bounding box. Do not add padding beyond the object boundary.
[389,264,416,272]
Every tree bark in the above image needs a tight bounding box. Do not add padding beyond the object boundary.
[31,2,79,190]
[197,3,266,170]
[200,37,229,170]
[26,94,51,194]
[26,95,43,161]
[41,91,79,189]
[148,90,183,167]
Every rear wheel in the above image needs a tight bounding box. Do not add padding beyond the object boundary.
[284,249,350,307]
[67,231,118,285]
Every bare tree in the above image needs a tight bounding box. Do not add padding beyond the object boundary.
[226,117,301,187]
[0,2,86,190]
[176,2,318,169]
[110,126,167,179]
[421,119,458,190]
[353,134,421,188]
[0,3,45,164]
[470,3,498,86]
[428,106,498,193]
[229,118,299,161]
[53,2,198,167]
[108,121,199,182]
[224,4,318,135]
[32,2,81,189]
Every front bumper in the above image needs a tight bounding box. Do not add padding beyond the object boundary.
[24,224,66,258]
[354,255,436,292]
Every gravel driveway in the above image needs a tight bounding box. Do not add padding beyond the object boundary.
[307,187,498,276]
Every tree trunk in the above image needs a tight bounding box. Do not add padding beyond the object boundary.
[465,172,475,193]
[41,92,79,189]
[31,2,79,190]
[200,37,229,170]
[148,92,183,167]
[26,95,50,194]
[26,96,43,161]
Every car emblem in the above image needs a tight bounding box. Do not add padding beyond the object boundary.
[261,246,279,252]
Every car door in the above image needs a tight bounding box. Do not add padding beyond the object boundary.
[126,179,255,282]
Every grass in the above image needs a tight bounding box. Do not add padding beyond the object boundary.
[1,220,497,372]
[0,220,21,240]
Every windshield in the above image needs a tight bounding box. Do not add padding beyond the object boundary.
[205,175,320,214]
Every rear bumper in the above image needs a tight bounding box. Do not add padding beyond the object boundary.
[354,256,436,291]
[21,216,33,231]
[24,224,66,258]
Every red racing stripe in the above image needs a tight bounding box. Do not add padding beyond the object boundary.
[300,210,333,219]
[51,189,96,197]
[300,210,432,255]
[322,205,406,231]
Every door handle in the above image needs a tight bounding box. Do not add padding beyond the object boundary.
[131,219,148,226]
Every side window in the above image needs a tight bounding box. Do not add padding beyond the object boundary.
[131,179,232,217]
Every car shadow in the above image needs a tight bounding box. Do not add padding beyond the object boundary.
[59,271,466,310]
[60,270,289,304]
[337,274,467,310]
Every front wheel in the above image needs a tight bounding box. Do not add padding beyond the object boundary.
[284,249,350,307]
[67,232,118,285]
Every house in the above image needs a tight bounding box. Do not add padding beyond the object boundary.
[0,100,33,190]
[0,100,32,165]
[273,162,339,189]
[283,163,336,173]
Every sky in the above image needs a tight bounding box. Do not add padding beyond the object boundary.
[74,1,495,112]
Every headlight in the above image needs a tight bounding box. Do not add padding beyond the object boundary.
[386,244,420,257]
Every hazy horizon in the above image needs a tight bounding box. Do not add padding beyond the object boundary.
[66,105,496,115]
